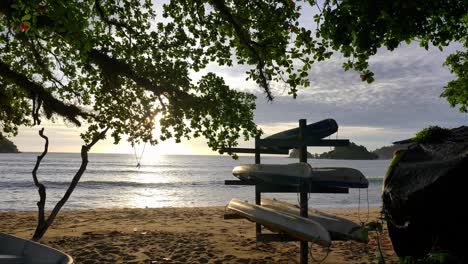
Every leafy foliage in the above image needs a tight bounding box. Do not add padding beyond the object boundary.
[0,0,467,150]
[414,126,452,144]
[316,0,467,73]
[399,251,460,264]
[442,41,468,112]
[0,0,263,152]
[359,212,386,263]
[0,76,31,139]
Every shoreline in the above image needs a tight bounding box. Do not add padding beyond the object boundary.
[0,204,383,212]
[0,206,397,263]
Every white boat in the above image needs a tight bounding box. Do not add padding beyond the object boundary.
[261,198,367,242]
[232,163,368,188]
[227,199,331,246]
[0,232,73,264]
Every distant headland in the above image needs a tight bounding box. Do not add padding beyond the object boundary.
[0,139,20,153]
[316,142,378,160]
[289,142,409,160]
[372,144,411,159]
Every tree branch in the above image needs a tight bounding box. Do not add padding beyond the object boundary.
[28,39,66,89]
[32,127,109,241]
[1,3,198,109]
[45,127,109,226]
[0,59,88,126]
[93,0,140,37]
[88,49,163,95]
[31,128,48,238]
[88,49,195,102]
[210,0,273,100]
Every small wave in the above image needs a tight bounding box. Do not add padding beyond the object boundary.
[30,167,207,175]
[1,180,225,189]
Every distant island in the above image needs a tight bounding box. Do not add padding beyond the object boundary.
[372,144,411,159]
[288,142,377,160]
[286,142,412,160]
[318,142,378,160]
[0,139,20,153]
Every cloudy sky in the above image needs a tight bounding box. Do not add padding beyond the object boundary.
[11,3,467,155]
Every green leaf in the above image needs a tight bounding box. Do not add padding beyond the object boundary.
[22,14,31,21]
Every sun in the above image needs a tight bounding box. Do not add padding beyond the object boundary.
[92,113,214,155]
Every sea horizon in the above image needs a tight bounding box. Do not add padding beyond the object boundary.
[0,153,390,212]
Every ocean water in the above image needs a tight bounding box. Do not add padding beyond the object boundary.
[0,153,390,211]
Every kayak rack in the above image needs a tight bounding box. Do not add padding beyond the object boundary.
[224,119,350,264]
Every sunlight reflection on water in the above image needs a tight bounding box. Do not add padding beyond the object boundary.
[0,153,390,211]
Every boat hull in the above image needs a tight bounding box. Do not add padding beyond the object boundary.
[261,198,367,242]
[266,119,338,140]
[227,199,331,247]
[0,233,73,264]
[232,163,368,188]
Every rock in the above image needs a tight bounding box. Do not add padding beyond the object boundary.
[382,126,468,260]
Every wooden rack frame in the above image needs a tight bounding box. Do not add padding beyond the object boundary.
[224,119,350,264]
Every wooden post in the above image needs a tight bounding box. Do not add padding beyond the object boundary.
[299,119,308,264]
[254,134,261,234]
[255,134,261,164]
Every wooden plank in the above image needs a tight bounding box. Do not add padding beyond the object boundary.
[221,147,288,155]
[224,180,256,185]
[255,185,262,233]
[256,233,299,242]
[255,183,349,194]
[225,180,349,193]
[259,138,350,148]
[254,136,262,234]
[299,119,308,264]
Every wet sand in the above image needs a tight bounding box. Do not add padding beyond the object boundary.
[0,207,398,263]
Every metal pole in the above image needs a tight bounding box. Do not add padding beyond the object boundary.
[299,119,308,264]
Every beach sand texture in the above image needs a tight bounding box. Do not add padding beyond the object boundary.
[0,207,398,263]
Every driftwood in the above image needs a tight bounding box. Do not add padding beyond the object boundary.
[31,127,108,241]
[383,126,468,260]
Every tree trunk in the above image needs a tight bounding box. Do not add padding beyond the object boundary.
[31,127,108,241]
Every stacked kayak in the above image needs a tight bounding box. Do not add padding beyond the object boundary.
[227,198,367,244]
[232,163,368,189]
[226,118,368,247]
[227,199,331,246]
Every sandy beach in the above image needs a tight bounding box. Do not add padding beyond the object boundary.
[0,207,398,263]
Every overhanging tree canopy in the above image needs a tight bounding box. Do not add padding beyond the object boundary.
[0,0,467,148]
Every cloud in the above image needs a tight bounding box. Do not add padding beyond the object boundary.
[253,42,466,131]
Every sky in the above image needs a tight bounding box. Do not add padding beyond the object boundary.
[10,3,467,155]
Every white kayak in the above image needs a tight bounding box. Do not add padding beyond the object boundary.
[227,199,331,247]
[232,163,368,188]
[261,198,367,242]
[0,232,73,264]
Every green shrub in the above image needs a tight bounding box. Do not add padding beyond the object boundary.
[414,126,452,144]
